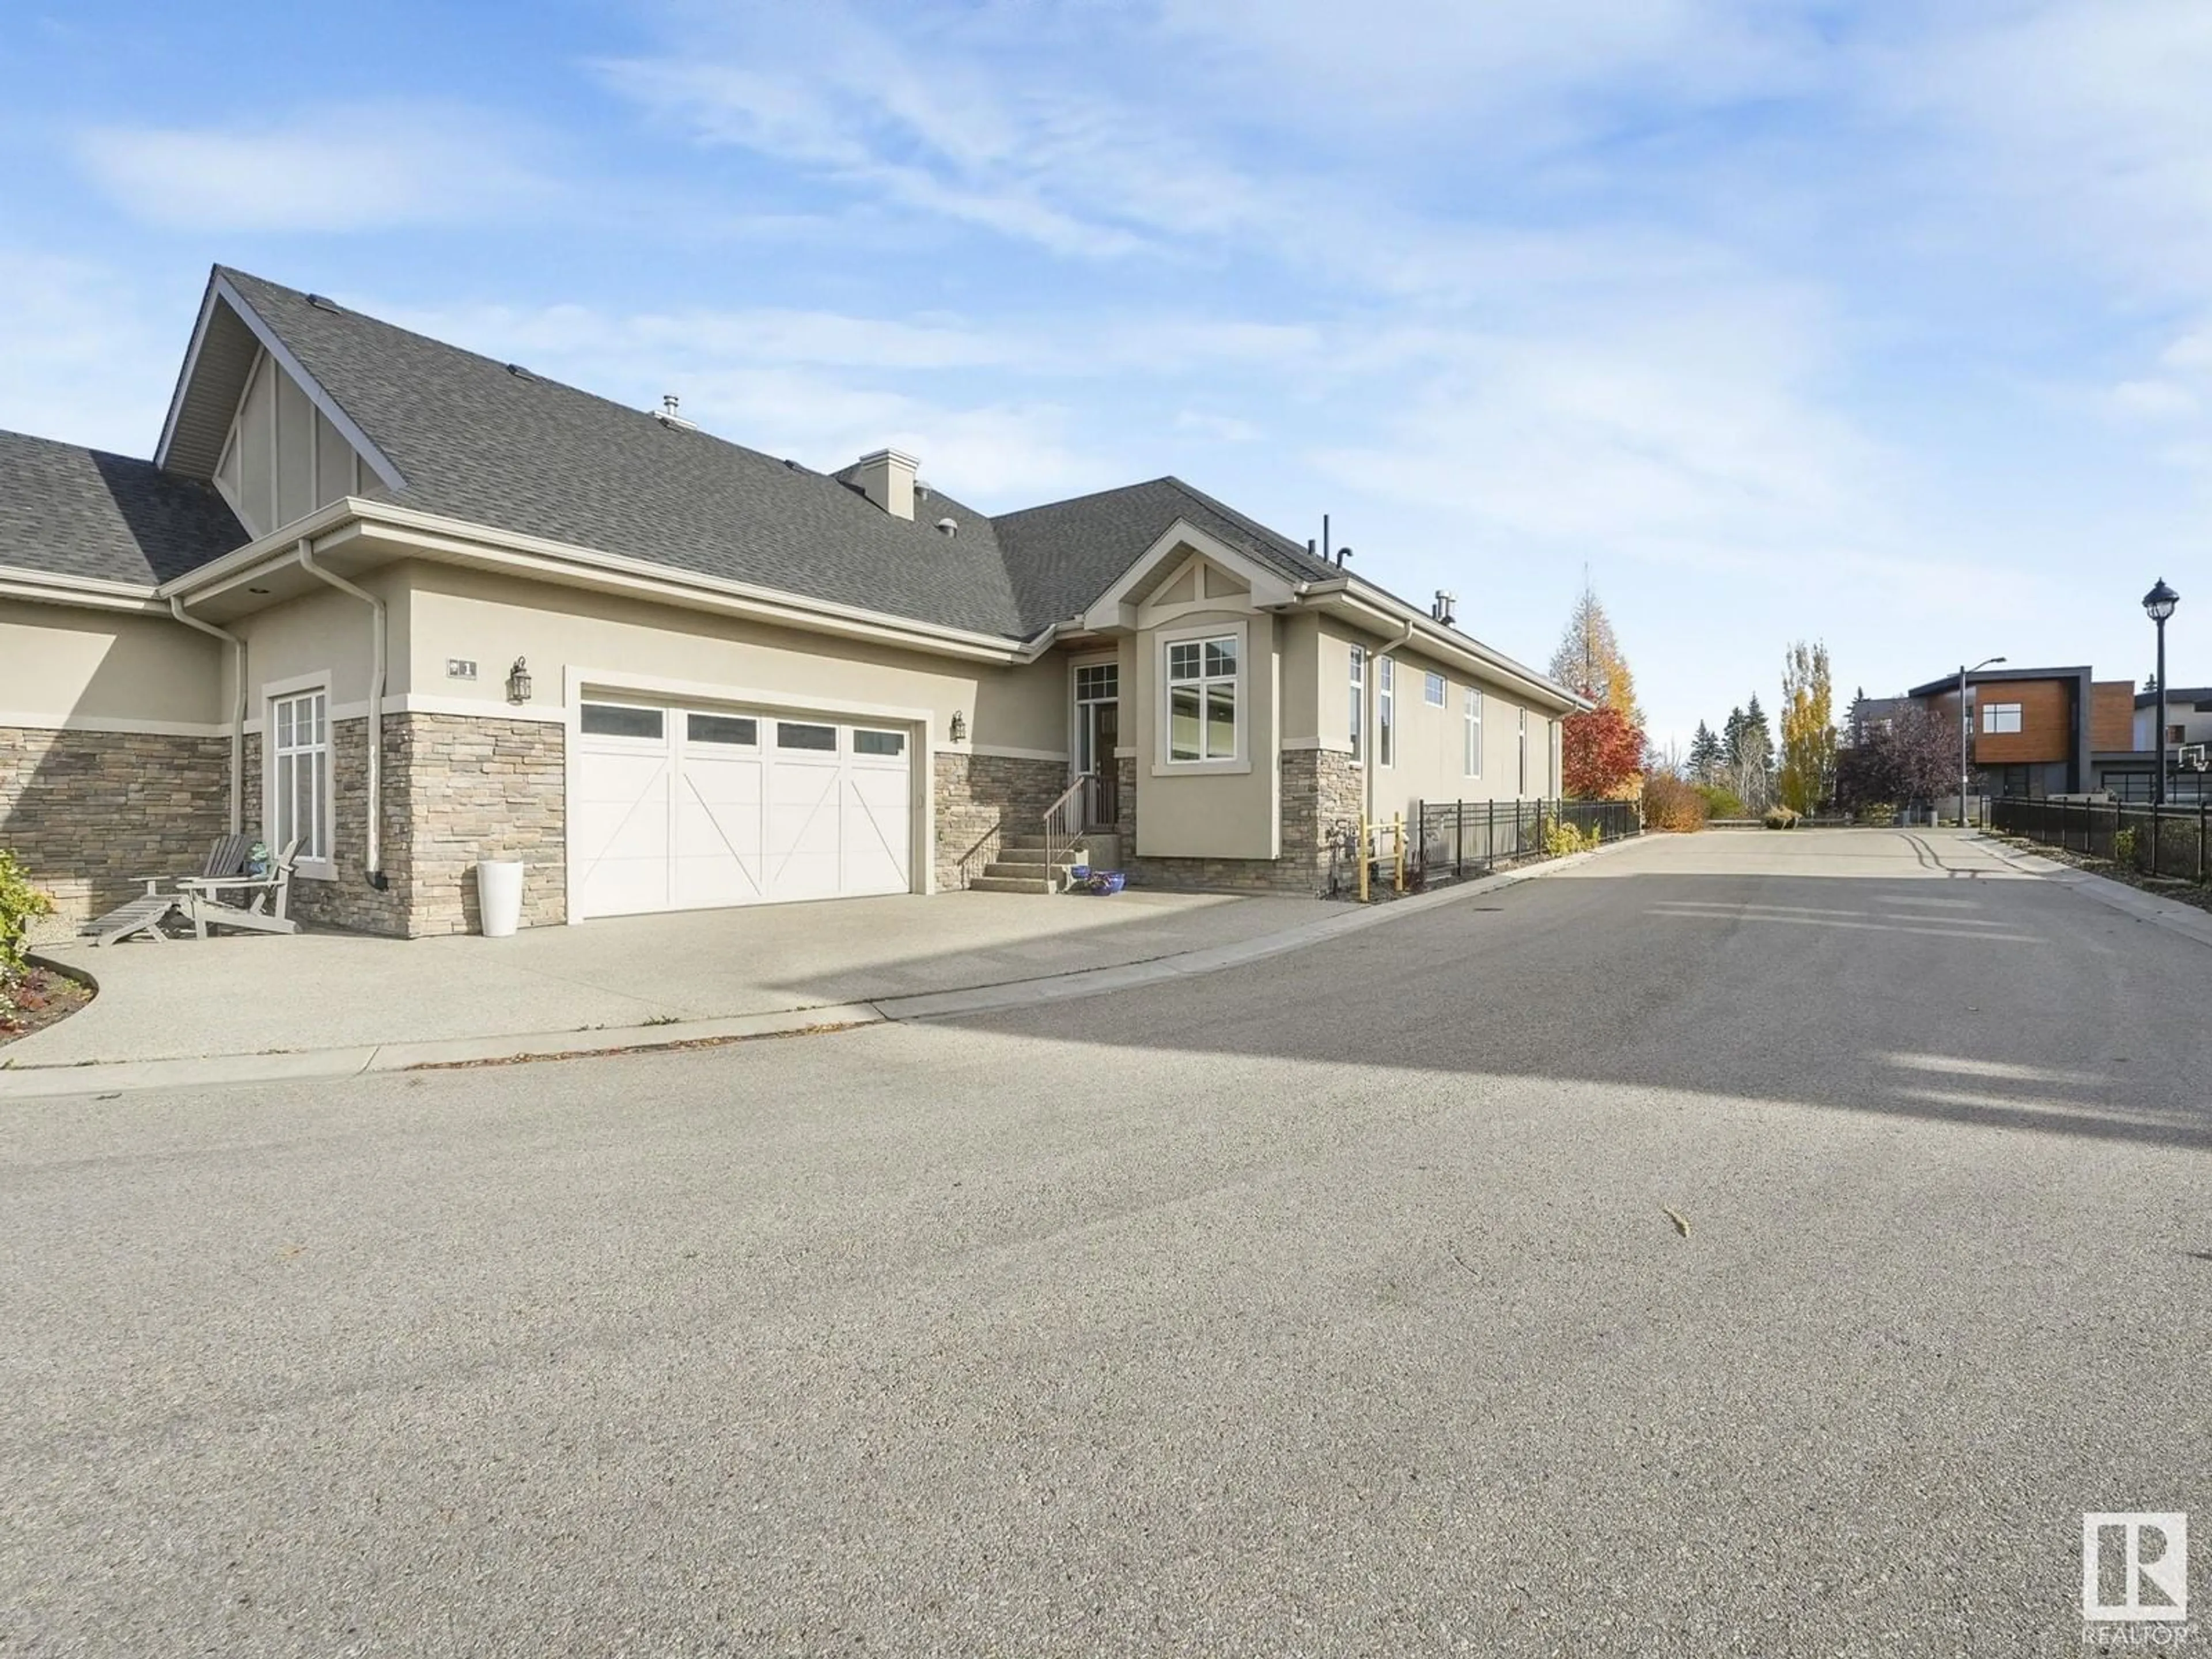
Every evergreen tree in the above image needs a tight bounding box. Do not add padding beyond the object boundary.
[1728,696,1776,810]
[1687,721,1723,783]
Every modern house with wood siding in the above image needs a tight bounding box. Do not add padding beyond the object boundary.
[1903,666,2136,799]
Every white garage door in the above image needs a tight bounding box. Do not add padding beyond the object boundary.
[573,699,915,919]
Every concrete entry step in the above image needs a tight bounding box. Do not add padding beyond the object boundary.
[968,873,1057,895]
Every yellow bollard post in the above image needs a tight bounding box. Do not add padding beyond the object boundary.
[1393,813,1406,892]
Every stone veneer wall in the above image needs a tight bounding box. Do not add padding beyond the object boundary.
[248,714,564,937]
[934,751,1067,889]
[1,726,231,938]
[1123,746,1363,896]
[391,714,566,936]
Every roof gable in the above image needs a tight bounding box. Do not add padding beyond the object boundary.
[196,269,1031,639]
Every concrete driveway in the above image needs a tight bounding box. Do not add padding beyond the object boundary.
[16,887,1321,1065]
[4,829,2209,1655]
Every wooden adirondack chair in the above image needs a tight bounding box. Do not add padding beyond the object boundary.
[180,837,302,940]
[79,834,255,947]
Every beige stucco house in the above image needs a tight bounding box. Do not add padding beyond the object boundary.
[0,267,1586,937]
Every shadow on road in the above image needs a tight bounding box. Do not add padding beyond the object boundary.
[854,852,2212,1154]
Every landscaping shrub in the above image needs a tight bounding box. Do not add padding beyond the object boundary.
[1694,783,1744,820]
[0,850,54,976]
[2114,826,2139,869]
[1858,802,1897,827]
[1642,774,1709,833]
[1543,820,1589,858]
[1762,805,1801,830]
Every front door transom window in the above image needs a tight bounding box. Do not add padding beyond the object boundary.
[1167,635,1238,762]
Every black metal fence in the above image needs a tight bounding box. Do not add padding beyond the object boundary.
[1415,797,1641,883]
[1991,796,2212,882]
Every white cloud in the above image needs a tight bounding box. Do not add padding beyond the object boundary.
[76,103,555,232]
[1872,1,2212,290]
[1174,411,1262,443]
[2109,379,2201,422]
[0,251,172,452]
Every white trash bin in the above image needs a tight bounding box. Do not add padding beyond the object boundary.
[476,859,525,938]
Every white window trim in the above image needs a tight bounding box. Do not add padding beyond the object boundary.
[1465,685,1483,778]
[1067,650,1119,786]
[1517,707,1529,797]
[1423,670,1448,708]
[1153,618,1251,776]
[262,671,336,882]
[1982,702,2023,734]
[1378,656,1396,769]
[1348,643,1365,768]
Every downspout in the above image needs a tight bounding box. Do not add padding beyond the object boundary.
[296,541,388,889]
[168,598,245,835]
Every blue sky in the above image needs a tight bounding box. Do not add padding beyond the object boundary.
[5,0,2210,747]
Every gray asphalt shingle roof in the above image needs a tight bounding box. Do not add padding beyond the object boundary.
[1,267,1369,645]
[0,430,244,586]
[992,476,1339,628]
[218,270,1030,639]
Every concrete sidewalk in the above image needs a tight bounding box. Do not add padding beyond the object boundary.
[1,862,1604,1097]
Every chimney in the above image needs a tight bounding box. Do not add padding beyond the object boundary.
[851,449,918,521]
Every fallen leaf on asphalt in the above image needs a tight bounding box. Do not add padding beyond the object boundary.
[1661,1207,1692,1237]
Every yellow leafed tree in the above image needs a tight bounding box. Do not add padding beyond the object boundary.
[1778,641,1836,815]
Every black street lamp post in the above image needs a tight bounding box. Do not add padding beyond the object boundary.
[2144,579,2180,809]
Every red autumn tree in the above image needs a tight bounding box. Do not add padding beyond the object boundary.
[1562,704,1645,801]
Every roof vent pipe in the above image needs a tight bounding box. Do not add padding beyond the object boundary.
[936,517,958,538]
[1433,590,1457,626]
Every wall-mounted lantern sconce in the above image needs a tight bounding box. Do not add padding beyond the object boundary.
[506,657,532,704]
[950,710,967,743]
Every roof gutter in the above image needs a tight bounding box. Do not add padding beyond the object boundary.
[1310,584,1589,714]
[166,597,245,835]
[296,542,388,889]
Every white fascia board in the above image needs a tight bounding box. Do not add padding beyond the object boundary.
[0,566,166,614]
[162,498,1037,667]
[1080,518,1300,632]
[157,501,363,606]
[344,499,1031,666]
[1316,588,1590,714]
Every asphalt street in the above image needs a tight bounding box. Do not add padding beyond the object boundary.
[3,829,2208,1656]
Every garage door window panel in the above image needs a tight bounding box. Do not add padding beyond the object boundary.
[581,703,665,740]
[687,713,757,746]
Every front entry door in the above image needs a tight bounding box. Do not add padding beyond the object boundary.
[1090,702,1119,827]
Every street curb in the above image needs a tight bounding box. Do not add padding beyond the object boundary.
[1971,834,2212,952]
[0,838,1635,1100]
